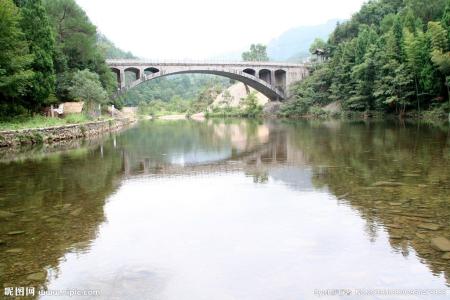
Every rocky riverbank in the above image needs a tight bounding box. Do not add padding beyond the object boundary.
[0,118,134,148]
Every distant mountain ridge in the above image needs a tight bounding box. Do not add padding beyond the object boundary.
[267,19,342,62]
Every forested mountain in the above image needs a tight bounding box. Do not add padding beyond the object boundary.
[281,0,450,118]
[97,34,136,60]
[267,19,340,62]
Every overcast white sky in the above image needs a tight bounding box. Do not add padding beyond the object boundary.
[76,0,366,59]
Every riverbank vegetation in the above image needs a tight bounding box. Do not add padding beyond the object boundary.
[0,0,117,120]
[120,75,230,108]
[206,92,263,118]
[0,114,93,131]
[281,0,450,120]
[137,84,224,117]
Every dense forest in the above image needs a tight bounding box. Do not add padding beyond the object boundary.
[281,0,450,119]
[0,0,121,118]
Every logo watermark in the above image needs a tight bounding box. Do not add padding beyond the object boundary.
[313,288,450,297]
[4,287,100,297]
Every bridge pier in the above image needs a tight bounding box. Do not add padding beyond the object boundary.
[119,69,126,89]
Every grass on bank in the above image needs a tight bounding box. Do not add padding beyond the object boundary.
[0,114,108,131]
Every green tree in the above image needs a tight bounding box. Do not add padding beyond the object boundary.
[309,38,327,54]
[405,0,447,23]
[68,69,107,114]
[18,0,56,111]
[43,0,115,96]
[243,92,262,117]
[0,0,34,115]
[242,44,269,61]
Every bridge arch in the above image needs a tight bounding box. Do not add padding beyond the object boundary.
[112,68,285,101]
[243,68,256,76]
[110,67,121,83]
[275,69,286,92]
[258,69,272,84]
[144,67,159,75]
[124,67,141,84]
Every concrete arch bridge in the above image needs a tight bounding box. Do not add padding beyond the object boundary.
[107,60,309,101]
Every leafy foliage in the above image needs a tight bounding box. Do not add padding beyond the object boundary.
[0,0,34,113]
[243,92,262,117]
[18,0,56,110]
[69,69,107,112]
[0,0,118,118]
[242,44,269,61]
[283,0,450,118]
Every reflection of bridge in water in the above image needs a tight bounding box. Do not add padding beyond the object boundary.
[121,128,303,178]
[120,121,450,285]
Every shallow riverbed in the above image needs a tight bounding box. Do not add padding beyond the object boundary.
[0,119,449,299]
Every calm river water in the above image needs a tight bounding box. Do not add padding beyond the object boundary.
[0,119,449,299]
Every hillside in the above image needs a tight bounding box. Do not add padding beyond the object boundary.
[281,0,450,119]
[211,83,269,108]
[267,19,341,62]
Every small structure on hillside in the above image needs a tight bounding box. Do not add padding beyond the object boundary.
[312,48,327,63]
[45,102,84,117]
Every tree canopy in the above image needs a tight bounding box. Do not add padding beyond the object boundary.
[242,44,269,61]
[282,0,450,117]
[0,0,117,118]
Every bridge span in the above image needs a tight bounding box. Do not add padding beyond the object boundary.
[107,60,309,101]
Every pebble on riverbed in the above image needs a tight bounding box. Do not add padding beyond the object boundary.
[5,248,24,254]
[70,208,82,217]
[6,230,26,236]
[26,272,47,282]
[0,210,16,219]
[372,181,405,187]
[430,237,450,252]
[417,223,441,231]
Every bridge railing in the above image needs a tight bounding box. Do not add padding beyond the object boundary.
[106,59,306,68]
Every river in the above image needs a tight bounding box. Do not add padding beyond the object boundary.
[0,119,449,299]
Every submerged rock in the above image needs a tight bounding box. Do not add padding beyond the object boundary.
[430,237,450,251]
[415,233,427,239]
[417,223,441,231]
[386,224,402,229]
[5,248,23,254]
[71,241,90,249]
[0,240,5,246]
[442,253,450,260]
[6,230,25,236]
[70,208,82,217]
[337,193,349,199]
[372,181,405,187]
[26,272,46,281]
[390,234,403,239]
[0,210,16,219]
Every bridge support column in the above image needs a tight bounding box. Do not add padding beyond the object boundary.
[119,70,125,89]
[271,73,276,87]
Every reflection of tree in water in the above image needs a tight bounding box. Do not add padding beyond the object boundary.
[284,120,450,283]
[0,141,124,291]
